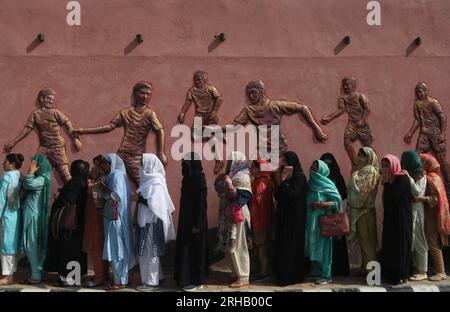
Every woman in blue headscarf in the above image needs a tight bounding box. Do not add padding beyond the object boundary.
[306,160,342,285]
[99,153,135,290]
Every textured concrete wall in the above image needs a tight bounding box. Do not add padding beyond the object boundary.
[1,0,450,234]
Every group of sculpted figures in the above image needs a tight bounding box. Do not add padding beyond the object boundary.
[3,72,449,190]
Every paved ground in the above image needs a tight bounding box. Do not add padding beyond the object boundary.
[1,263,449,292]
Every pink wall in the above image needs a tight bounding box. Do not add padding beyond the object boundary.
[1,0,450,230]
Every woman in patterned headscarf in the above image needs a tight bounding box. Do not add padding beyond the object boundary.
[416,154,449,281]
[348,147,380,273]
[216,151,252,288]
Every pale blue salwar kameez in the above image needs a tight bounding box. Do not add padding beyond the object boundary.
[102,154,136,285]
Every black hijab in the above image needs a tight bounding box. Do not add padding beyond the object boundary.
[320,153,347,200]
[283,151,303,181]
[182,152,206,190]
[70,160,90,187]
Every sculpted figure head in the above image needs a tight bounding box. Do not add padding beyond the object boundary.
[132,81,153,107]
[342,77,357,95]
[246,80,266,105]
[37,89,56,109]
[415,82,429,101]
[193,71,208,89]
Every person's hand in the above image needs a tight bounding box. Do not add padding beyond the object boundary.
[247,239,253,250]
[230,239,236,249]
[281,166,293,181]
[3,142,15,153]
[315,130,328,143]
[414,196,426,203]
[74,138,82,151]
[192,227,200,235]
[73,128,85,136]
[209,111,217,122]
[224,176,233,188]
[177,113,185,124]
[320,117,330,125]
[29,160,39,175]
[404,133,412,144]
[402,169,411,178]
[158,153,168,166]
[311,202,324,210]
[97,181,109,193]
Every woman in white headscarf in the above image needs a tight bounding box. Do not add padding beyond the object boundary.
[99,153,135,291]
[135,153,176,291]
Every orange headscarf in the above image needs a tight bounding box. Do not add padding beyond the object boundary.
[420,153,450,235]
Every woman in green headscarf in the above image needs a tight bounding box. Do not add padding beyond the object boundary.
[400,150,428,281]
[348,147,380,273]
[306,160,342,285]
[21,154,52,284]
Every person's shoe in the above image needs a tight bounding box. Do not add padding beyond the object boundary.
[429,273,447,281]
[84,279,105,288]
[136,284,159,292]
[409,273,428,281]
[315,278,332,285]
[229,279,249,288]
[182,284,204,292]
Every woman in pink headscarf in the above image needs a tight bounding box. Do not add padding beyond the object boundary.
[380,154,413,285]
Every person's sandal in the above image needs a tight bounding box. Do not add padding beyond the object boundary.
[0,278,14,286]
[105,284,126,291]
[429,273,447,281]
[229,279,249,288]
[409,273,428,281]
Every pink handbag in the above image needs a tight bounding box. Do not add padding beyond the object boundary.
[230,204,245,223]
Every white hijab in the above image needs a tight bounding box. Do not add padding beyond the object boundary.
[136,153,176,242]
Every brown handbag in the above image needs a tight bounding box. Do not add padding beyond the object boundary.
[319,211,349,238]
[51,200,78,239]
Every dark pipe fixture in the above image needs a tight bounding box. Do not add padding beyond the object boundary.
[136,34,144,43]
[344,35,351,45]
[414,37,422,45]
[37,33,45,42]
[215,33,226,42]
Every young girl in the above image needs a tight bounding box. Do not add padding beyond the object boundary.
[0,153,24,285]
